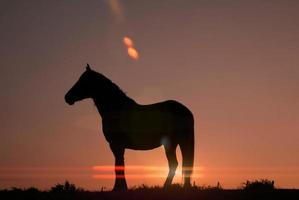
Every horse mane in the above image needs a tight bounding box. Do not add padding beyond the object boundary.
[92,70,136,106]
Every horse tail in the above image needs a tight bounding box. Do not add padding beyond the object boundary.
[179,121,194,187]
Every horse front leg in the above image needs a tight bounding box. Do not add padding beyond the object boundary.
[110,145,128,191]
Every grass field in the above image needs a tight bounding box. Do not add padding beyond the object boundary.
[1,180,298,200]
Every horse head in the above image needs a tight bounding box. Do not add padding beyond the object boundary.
[65,64,98,105]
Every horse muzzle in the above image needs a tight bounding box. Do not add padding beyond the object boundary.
[65,94,75,105]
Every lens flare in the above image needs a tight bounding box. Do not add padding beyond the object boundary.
[123,37,133,47]
[92,165,204,171]
[91,165,204,180]
[127,47,139,60]
[107,0,124,22]
[123,36,139,60]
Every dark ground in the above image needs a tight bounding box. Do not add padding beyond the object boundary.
[1,185,299,200]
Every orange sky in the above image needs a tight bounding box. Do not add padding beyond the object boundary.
[0,0,299,190]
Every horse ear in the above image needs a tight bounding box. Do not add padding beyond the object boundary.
[86,63,91,71]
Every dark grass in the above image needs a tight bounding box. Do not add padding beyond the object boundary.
[1,181,298,200]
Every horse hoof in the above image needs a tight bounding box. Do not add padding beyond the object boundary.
[163,183,171,189]
[112,185,128,192]
[183,183,191,188]
[112,188,127,192]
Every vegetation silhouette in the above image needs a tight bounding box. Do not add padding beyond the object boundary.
[50,181,83,193]
[1,180,298,200]
[242,179,275,191]
[65,64,194,191]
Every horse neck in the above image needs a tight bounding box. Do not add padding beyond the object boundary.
[92,92,136,117]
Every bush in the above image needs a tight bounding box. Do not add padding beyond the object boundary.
[242,179,275,190]
[50,181,81,193]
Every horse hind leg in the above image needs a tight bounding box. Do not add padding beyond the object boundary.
[163,143,178,188]
[179,130,194,188]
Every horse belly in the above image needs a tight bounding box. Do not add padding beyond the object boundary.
[124,114,175,150]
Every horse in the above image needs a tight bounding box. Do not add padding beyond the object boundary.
[65,64,194,191]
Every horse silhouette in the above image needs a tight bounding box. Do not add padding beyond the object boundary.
[65,64,194,191]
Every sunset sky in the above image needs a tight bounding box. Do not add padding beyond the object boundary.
[0,0,299,190]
